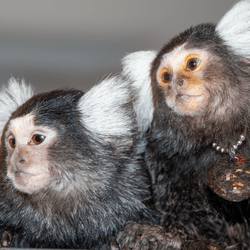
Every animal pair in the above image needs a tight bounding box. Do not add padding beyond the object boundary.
[2,0,250,249]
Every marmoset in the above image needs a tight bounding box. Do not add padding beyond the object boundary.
[119,0,250,249]
[0,77,151,249]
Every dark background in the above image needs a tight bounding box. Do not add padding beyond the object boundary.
[0,0,236,93]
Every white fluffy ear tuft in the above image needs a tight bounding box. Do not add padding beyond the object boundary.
[216,0,250,59]
[78,75,134,141]
[122,51,157,133]
[0,77,34,137]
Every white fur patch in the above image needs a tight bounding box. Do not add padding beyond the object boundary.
[216,0,250,58]
[78,76,133,139]
[122,51,157,133]
[0,78,33,138]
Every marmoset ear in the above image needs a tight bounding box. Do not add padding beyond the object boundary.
[216,0,250,59]
[77,75,135,150]
[122,51,157,133]
[0,78,33,138]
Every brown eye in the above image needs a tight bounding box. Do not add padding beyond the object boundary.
[32,134,45,145]
[160,70,171,83]
[9,138,16,149]
[187,58,200,71]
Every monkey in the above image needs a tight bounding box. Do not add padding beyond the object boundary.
[0,77,152,249]
[118,0,250,249]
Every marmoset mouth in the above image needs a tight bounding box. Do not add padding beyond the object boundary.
[166,93,207,116]
[15,171,46,177]
[176,94,203,99]
[11,170,51,194]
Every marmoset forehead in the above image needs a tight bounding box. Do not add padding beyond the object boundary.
[6,114,56,143]
[160,45,210,70]
[8,114,35,135]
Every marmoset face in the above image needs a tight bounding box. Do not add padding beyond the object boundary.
[5,114,57,194]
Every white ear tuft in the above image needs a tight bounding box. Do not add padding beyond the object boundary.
[78,75,133,139]
[122,51,157,133]
[216,0,250,59]
[0,77,34,137]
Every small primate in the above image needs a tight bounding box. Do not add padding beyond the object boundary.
[118,0,250,249]
[0,77,151,249]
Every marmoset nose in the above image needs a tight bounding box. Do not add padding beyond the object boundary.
[19,158,25,163]
[177,79,184,86]
[17,149,29,164]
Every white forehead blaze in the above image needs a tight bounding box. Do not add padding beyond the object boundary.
[6,114,57,145]
[157,44,210,82]
[160,44,187,70]
[5,114,58,194]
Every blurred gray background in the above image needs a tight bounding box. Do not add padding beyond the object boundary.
[0,0,236,93]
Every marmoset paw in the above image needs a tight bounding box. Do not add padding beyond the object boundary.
[118,222,181,250]
[1,231,12,247]
[183,240,224,250]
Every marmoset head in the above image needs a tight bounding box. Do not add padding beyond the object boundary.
[2,89,83,194]
[151,23,250,124]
